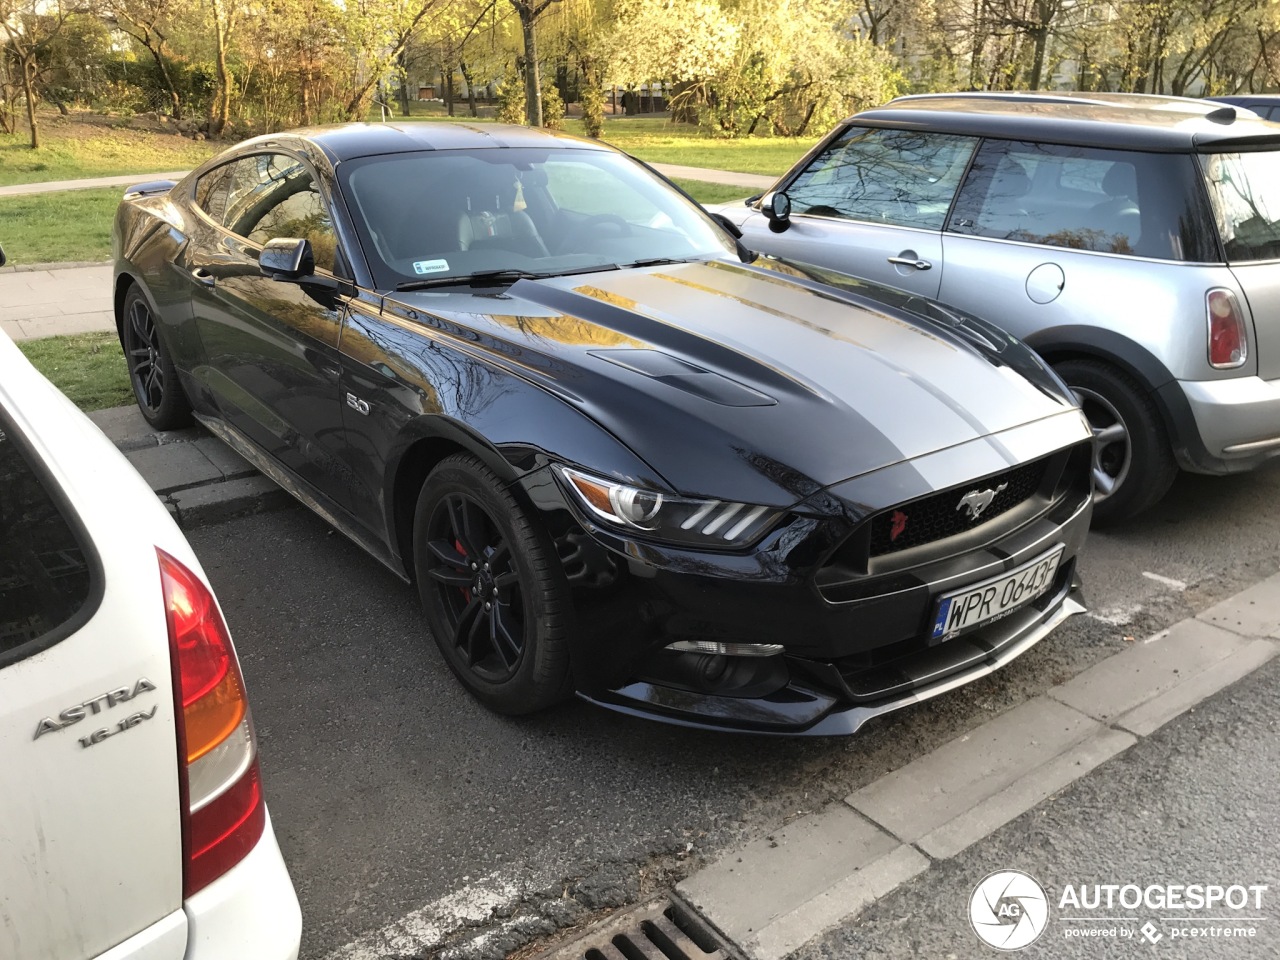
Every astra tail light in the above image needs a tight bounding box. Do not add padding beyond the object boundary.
[159,548,265,898]
[1207,288,1248,369]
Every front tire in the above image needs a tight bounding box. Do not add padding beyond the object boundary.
[1054,358,1177,525]
[412,454,573,714]
[122,285,192,430]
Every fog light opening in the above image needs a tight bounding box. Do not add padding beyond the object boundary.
[665,640,785,658]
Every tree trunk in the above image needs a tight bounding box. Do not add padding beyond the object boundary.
[518,6,542,127]
[146,44,183,119]
[398,49,411,117]
[460,61,478,116]
[22,55,39,149]
[210,0,232,136]
[1028,26,1048,90]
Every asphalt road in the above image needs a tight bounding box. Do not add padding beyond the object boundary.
[793,656,1280,960]
[187,459,1280,959]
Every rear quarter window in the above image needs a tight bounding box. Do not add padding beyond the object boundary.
[948,140,1219,262]
[1201,149,1280,261]
[0,415,98,667]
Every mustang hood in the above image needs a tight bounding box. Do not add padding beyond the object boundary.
[390,259,1078,507]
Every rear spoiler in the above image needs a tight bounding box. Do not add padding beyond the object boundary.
[122,179,177,201]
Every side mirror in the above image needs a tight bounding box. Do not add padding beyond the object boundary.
[761,192,791,232]
[259,238,314,281]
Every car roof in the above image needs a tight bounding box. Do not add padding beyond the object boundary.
[849,91,1280,152]
[235,122,614,164]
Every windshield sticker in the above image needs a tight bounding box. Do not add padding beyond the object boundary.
[413,259,450,275]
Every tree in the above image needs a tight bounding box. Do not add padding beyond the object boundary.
[508,0,560,126]
[0,0,71,147]
[97,0,189,117]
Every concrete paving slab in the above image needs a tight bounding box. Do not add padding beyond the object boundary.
[746,845,929,960]
[13,311,115,338]
[87,405,200,451]
[192,436,256,480]
[1112,637,1279,736]
[913,726,1135,859]
[676,803,897,946]
[1196,570,1280,639]
[1047,618,1249,723]
[1,320,23,340]
[845,696,1098,845]
[125,442,224,493]
[168,475,291,529]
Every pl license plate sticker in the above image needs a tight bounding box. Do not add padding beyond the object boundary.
[931,546,1064,641]
[413,259,450,274]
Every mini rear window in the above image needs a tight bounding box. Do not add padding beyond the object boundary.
[1200,150,1280,262]
[0,416,97,666]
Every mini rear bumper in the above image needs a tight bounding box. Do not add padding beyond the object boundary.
[1174,375,1280,472]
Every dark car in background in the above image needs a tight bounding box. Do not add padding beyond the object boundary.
[710,92,1280,523]
[111,123,1092,735]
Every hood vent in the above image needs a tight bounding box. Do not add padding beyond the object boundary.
[590,349,775,407]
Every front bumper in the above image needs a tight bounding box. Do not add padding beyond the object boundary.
[530,416,1094,735]
[1173,375,1280,473]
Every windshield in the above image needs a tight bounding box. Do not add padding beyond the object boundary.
[339,147,737,288]
[1200,150,1280,262]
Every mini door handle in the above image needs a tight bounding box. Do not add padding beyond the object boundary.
[887,256,932,270]
[191,267,216,287]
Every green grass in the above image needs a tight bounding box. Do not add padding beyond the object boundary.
[0,119,215,187]
[675,179,757,205]
[0,188,121,264]
[17,332,132,412]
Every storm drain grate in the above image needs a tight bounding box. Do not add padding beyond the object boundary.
[535,897,736,960]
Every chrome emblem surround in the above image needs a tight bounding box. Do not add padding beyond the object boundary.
[957,482,1009,521]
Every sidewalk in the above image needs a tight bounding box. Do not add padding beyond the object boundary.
[87,404,289,529]
[0,263,114,341]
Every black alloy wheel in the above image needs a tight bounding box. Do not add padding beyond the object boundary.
[1055,358,1177,525]
[122,285,192,430]
[413,454,572,714]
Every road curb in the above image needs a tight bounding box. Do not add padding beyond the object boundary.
[670,574,1280,960]
[0,260,113,274]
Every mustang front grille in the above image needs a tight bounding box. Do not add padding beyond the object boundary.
[869,458,1048,557]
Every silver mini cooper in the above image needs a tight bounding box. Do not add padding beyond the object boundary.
[711,92,1280,523]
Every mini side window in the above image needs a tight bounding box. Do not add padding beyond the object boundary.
[0,419,95,666]
[948,140,1218,262]
[784,127,977,231]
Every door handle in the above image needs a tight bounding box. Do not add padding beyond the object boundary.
[887,256,932,271]
[190,267,216,287]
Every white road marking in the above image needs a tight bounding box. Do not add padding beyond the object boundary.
[324,867,552,960]
[1142,571,1187,591]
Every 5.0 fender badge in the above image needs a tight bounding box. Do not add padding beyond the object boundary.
[33,678,158,741]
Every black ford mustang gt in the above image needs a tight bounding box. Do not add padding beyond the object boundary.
[112,122,1093,735]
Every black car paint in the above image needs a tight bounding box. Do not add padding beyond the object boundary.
[112,125,1091,733]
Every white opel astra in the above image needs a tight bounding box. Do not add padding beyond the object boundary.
[0,327,301,958]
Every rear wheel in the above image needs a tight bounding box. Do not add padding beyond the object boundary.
[122,285,192,430]
[1054,358,1177,525]
[412,454,572,714]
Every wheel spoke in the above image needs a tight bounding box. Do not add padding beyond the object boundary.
[130,303,153,348]
[491,601,521,667]
[492,571,519,593]
[428,566,473,587]
[1094,423,1126,446]
[1093,465,1117,495]
[447,496,486,557]
[454,597,483,665]
[428,538,469,570]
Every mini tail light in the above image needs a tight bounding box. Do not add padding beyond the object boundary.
[159,548,265,898]
[1207,289,1248,369]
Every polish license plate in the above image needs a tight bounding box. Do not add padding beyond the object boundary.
[930,546,1065,642]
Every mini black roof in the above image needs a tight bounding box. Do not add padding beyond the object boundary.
[851,91,1280,152]
[236,122,611,164]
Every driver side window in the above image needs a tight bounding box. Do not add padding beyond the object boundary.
[786,127,977,231]
[222,154,337,273]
